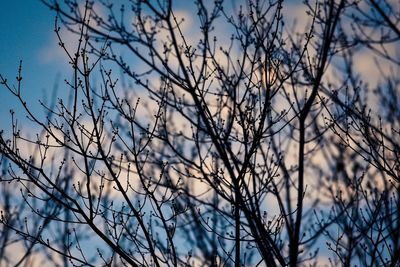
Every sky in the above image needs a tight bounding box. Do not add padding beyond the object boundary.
[0,1,63,127]
[0,0,199,128]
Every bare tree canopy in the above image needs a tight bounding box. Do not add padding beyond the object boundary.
[1,0,399,266]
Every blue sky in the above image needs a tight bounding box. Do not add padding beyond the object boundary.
[0,1,62,126]
[0,0,209,127]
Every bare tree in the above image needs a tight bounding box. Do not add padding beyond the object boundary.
[0,0,399,266]
[314,1,400,266]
